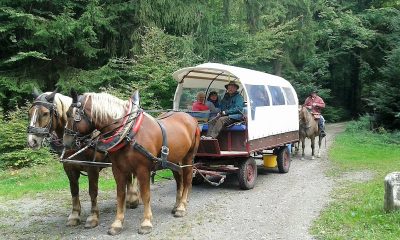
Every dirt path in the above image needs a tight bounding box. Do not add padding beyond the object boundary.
[1,123,346,240]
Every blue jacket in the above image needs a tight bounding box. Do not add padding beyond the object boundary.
[220,92,244,120]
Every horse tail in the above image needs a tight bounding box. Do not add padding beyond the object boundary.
[186,120,200,164]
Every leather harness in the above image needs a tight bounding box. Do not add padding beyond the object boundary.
[68,96,184,173]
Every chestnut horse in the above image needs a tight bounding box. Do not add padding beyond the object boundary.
[27,90,140,228]
[63,91,200,235]
[297,105,322,160]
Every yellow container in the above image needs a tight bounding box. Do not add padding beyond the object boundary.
[263,155,277,168]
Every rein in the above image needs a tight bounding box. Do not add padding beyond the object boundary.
[64,96,190,173]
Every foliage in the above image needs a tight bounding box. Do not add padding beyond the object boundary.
[345,115,373,132]
[57,27,201,109]
[0,104,55,169]
[0,0,400,129]
[0,75,38,112]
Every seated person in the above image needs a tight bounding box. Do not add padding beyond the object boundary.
[205,91,220,118]
[192,91,209,111]
[203,81,244,139]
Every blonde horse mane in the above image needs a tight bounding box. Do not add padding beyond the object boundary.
[83,92,129,124]
[54,93,73,121]
[40,92,73,122]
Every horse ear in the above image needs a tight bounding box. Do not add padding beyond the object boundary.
[45,87,58,102]
[32,87,41,99]
[131,90,140,106]
[70,89,78,103]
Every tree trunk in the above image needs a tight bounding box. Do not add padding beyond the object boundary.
[273,59,282,76]
[244,0,258,33]
[350,50,361,117]
[223,0,230,25]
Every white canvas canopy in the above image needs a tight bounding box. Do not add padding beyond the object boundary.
[172,63,299,141]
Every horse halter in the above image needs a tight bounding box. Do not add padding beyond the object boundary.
[27,98,58,137]
[64,99,96,147]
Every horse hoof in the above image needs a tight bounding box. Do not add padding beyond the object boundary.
[174,209,187,218]
[84,217,99,229]
[66,218,81,226]
[311,156,315,160]
[171,207,177,214]
[138,225,153,234]
[108,226,123,236]
[126,199,140,209]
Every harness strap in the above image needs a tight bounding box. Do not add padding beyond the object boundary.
[156,120,169,169]
[131,141,182,174]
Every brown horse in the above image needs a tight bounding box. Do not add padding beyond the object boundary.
[27,90,140,228]
[63,90,200,235]
[297,105,322,160]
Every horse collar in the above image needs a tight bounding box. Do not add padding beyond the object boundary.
[96,97,143,153]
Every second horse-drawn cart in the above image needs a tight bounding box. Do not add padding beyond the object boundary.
[172,63,299,189]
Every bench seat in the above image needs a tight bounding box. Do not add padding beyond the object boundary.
[200,123,247,132]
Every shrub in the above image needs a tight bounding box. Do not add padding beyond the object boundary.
[346,115,372,133]
[0,104,55,169]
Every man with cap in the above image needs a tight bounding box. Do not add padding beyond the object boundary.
[304,90,326,137]
[203,81,244,139]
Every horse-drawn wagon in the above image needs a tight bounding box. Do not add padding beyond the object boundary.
[172,63,299,189]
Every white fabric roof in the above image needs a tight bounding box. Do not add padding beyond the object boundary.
[172,63,293,89]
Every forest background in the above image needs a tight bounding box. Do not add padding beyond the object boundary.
[0,0,399,166]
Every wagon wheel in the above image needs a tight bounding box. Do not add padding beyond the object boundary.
[192,171,205,185]
[238,157,257,190]
[277,147,291,173]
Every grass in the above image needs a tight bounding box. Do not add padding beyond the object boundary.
[311,125,400,240]
[0,160,173,200]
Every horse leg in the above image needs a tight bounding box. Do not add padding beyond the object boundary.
[64,167,81,226]
[175,165,193,217]
[137,168,153,234]
[84,167,100,228]
[293,142,299,156]
[301,139,305,160]
[126,173,140,209]
[108,168,128,236]
[173,132,199,217]
[171,170,183,215]
[311,137,315,160]
[317,136,322,158]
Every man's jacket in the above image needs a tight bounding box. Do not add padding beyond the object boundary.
[220,92,244,120]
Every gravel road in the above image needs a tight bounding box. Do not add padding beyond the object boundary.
[2,123,345,240]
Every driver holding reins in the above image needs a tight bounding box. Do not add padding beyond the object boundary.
[304,90,326,137]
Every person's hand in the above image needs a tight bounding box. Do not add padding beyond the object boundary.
[219,111,226,116]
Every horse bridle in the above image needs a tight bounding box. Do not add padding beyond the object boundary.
[27,99,58,137]
[64,98,96,147]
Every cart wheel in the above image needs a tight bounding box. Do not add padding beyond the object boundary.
[192,172,205,185]
[277,146,291,173]
[238,157,257,190]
